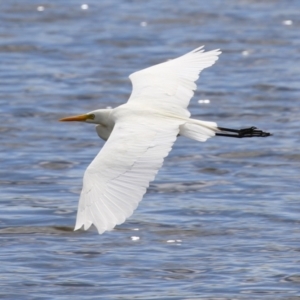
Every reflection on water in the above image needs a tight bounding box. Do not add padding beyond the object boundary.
[1,0,300,299]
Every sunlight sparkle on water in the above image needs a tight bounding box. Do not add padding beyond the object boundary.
[198,99,210,104]
[37,6,44,11]
[282,20,293,26]
[81,4,89,10]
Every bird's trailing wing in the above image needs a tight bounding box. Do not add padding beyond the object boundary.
[128,46,221,117]
[75,115,184,234]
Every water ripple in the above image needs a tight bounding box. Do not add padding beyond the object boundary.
[1,0,300,299]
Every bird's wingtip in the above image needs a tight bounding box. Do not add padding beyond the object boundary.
[74,224,82,231]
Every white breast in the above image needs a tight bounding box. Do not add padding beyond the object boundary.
[95,123,114,141]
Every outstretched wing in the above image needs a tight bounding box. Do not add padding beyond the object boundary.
[75,47,221,234]
[128,46,221,117]
[75,115,184,234]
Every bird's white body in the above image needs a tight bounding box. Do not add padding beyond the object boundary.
[62,46,223,234]
[91,105,218,142]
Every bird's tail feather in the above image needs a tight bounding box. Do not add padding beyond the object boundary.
[179,119,218,142]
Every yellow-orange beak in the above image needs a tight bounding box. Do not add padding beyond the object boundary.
[59,114,92,122]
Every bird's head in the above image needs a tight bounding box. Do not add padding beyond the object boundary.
[59,109,105,124]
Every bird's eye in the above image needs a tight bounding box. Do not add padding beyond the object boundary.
[89,114,95,120]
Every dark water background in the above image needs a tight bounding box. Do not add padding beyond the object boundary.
[1,1,300,299]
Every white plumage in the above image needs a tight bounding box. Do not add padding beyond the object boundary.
[61,46,222,234]
[76,116,182,233]
[128,46,221,117]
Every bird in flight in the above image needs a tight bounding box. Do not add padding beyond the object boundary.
[60,46,271,234]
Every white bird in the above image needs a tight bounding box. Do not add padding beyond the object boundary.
[60,46,270,234]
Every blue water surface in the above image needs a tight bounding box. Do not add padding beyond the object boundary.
[1,1,300,299]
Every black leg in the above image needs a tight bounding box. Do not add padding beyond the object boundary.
[216,126,271,138]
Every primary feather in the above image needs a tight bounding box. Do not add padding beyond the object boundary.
[128,46,221,117]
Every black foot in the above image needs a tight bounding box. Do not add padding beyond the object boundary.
[216,126,272,138]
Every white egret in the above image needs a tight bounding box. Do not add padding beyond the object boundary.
[60,46,270,234]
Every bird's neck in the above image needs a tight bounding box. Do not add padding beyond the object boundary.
[91,109,114,127]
